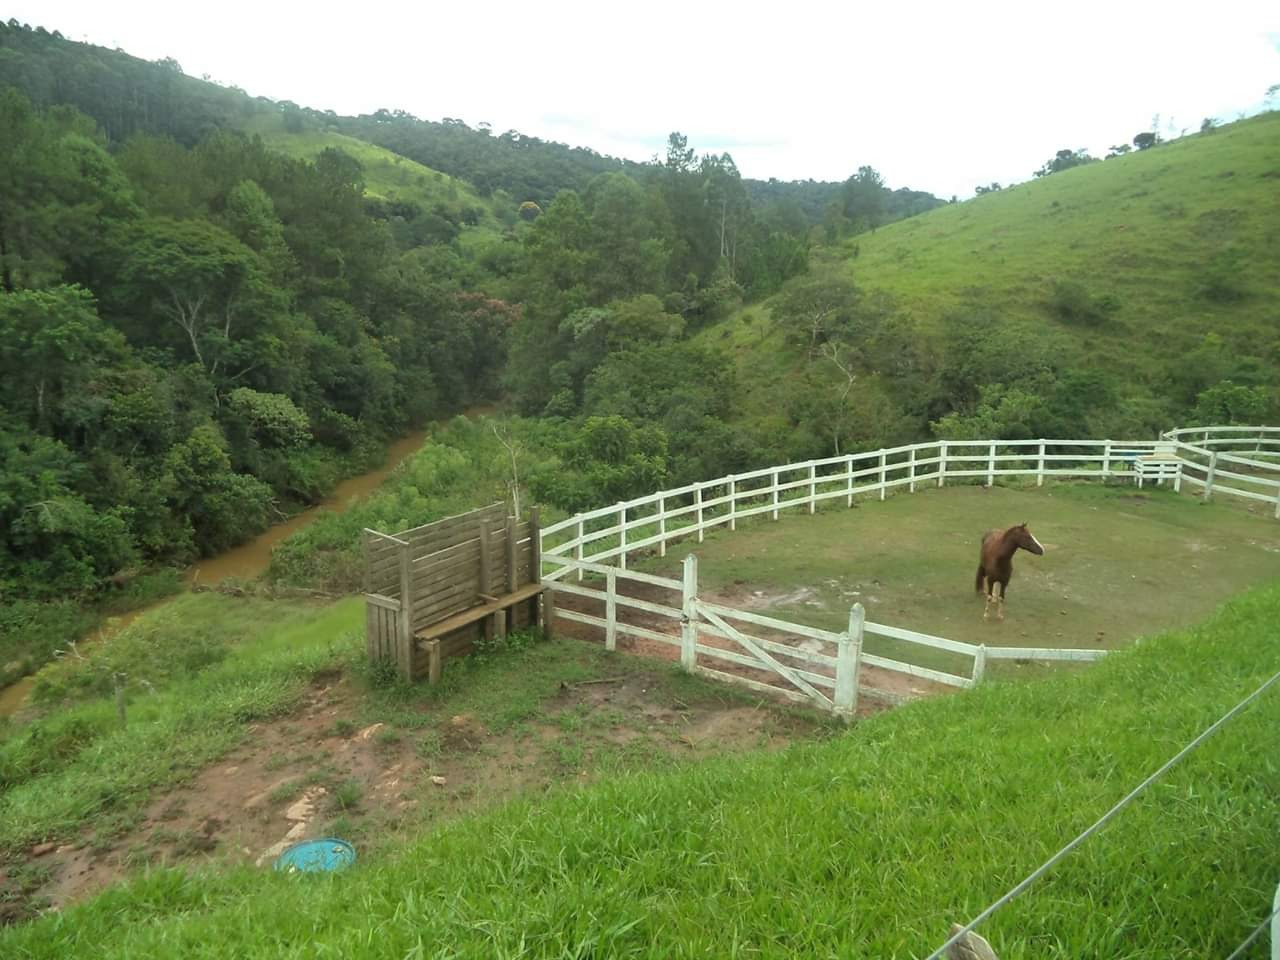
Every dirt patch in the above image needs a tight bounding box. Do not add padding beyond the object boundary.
[6,651,829,919]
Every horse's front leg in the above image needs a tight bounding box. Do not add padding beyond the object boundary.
[997,582,1007,621]
[983,584,994,622]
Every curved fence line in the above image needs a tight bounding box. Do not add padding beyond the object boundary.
[540,428,1280,573]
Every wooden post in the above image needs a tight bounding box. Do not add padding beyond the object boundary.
[879,452,887,500]
[618,504,628,569]
[658,497,667,557]
[1174,460,1183,494]
[695,486,705,543]
[397,541,413,681]
[1203,452,1218,502]
[986,442,995,488]
[542,586,556,639]
[529,507,541,584]
[681,554,698,671]
[834,603,864,721]
[846,454,855,507]
[972,644,988,684]
[771,470,780,520]
[908,446,917,493]
[1102,440,1112,479]
[505,514,518,592]
[1037,441,1046,487]
[528,507,542,628]
[427,639,442,685]
[938,441,947,488]
[575,519,584,582]
[808,463,817,514]
[728,478,737,531]
[477,520,492,642]
[605,567,618,652]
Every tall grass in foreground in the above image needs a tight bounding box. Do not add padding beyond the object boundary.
[5,581,1280,957]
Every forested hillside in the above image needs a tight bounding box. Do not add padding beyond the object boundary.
[0,20,944,683]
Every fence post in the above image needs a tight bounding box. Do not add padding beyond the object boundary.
[879,452,888,500]
[809,463,817,514]
[505,514,518,593]
[1174,459,1183,494]
[846,454,855,507]
[986,441,995,487]
[834,603,864,721]
[681,554,698,671]
[575,519,584,582]
[658,497,667,558]
[1037,441,1046,487]
[618,504,628,569]
[1203,452,1217,502]
[397,541,413,681]
[938,441,947,488]
[1102,440,1112,479]
[695,485,705,543]
[772,470,780,520]
[908,446,917,493]
[972,644,988,685]
[605,567,617,652]
[729,477,737,531]
[529,507,541,579]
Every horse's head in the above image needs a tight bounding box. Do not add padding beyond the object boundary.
[1011,522,1045,556]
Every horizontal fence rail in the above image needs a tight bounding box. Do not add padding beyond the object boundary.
[536,427,1277,715]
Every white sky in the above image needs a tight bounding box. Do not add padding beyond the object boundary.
[10,1,1280,198]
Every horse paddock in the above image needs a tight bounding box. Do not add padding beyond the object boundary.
[628,482,1280,678]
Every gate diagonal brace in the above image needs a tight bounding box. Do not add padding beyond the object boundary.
[696,602,832,707]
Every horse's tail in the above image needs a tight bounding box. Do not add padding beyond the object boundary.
[974,564,986,595]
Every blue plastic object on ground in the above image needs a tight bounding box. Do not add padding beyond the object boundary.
[273,838,356,873]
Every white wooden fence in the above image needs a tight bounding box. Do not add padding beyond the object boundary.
[535,427,1275,716]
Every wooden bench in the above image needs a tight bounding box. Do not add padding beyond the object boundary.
[414,582,546,683]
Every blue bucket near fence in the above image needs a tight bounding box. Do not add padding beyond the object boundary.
[273,838,356,873]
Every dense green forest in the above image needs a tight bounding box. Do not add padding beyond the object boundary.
[0,20,931,680]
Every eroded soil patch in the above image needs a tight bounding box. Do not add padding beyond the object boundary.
[5,647,828,916]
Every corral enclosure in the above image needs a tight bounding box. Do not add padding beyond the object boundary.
[538,427,1280,705]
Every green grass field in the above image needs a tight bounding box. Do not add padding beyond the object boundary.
[633,481,1280,676]
[2,573,1278,956]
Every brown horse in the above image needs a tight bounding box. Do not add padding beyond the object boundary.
[975,522,1044,621]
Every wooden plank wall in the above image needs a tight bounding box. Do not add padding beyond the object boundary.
[365,503,542,681]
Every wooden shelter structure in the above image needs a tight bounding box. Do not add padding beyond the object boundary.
[363,503,549,683]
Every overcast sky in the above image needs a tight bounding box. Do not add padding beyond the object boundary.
[10,1,1280,198]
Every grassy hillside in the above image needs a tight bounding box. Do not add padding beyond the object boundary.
[2,575,1277,956]
[241,113,507,239]
[839,113,1280,364]
[707,112,1280,441]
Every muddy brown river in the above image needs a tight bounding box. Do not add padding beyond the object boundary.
[0,428,433,719]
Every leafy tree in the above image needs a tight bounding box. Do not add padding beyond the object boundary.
[1034,148,1096,177]
[0,285,126,439]
[1192,381,1273,425]
[1106,143,1132,158]
[772,275,863,359]
[1132,132,1161,151]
